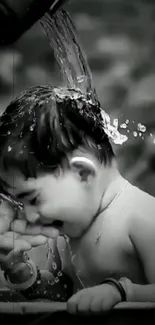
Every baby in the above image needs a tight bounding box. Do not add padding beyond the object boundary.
[0,85,155,313]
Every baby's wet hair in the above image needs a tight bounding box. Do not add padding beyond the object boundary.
[0,85,114,178]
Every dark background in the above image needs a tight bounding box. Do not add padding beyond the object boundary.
[0,0,155,194]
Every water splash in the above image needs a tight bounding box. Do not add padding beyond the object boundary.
[40,9,127,145]
[7,146,12,152]
[137,123,146,133]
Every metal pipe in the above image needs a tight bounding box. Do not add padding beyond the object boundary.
[0,0,68,45]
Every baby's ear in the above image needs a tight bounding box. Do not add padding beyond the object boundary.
[70,157,97,182]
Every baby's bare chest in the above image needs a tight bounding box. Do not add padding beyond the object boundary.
[63,220,143,288]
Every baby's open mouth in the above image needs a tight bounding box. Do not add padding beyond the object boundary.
[52,220,63,229]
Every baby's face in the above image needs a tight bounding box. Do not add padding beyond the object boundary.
[0,167,99,238]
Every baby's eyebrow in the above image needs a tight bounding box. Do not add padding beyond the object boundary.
[16,190,35,199]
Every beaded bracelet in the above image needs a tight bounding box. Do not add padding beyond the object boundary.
[101,278,127,302]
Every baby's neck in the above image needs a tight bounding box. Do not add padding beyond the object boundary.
[99,174,129,213]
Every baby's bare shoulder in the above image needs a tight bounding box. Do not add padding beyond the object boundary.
[128,186,155,243]
[130,186,155,221]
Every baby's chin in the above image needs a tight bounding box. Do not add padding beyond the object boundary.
[62,222,88,239]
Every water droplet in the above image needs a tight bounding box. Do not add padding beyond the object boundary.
[77,101,84,110]
[37,280,41,284]
[137,123,146,133]
[77,75,85,83]
[133,131,138,137]
[44,290,47,295]
[7,131,11,135]
[54,277,59,283]
[56,293,60,298]
[120,123,127,129]
[29,125,35,131]
[150,133,153,137]
[153,139,155,144]
[7,146,12,152]
[125,119,129,124]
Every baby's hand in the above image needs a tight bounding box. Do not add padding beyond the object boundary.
[67,284,122,315]
[0,231,47,271]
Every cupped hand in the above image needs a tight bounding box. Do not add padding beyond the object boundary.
[11,219,60,238]
[0,231,47,271]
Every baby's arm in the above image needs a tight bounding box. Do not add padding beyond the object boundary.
[123,209,155,302]
[67,204,155,314]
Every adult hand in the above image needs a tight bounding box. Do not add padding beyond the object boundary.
[0,231,47,271]
[0,199,15,234]
[11,219,60,239]
[0,199,47,271]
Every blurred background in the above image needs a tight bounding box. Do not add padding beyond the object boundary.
[0,0,155,195]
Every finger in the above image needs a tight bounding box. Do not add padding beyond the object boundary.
[12,239,32,252]
[2,232,20,239]
[5,232,47,246]
[67,292,82,314]
[11,220,60,238]
[90,297,103,314]
[0,217,10,234]
[20,235,47,246]
[77,295,93,314]
[38,227,60,238]
[0,236,31,252]
[11,220,27,233]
